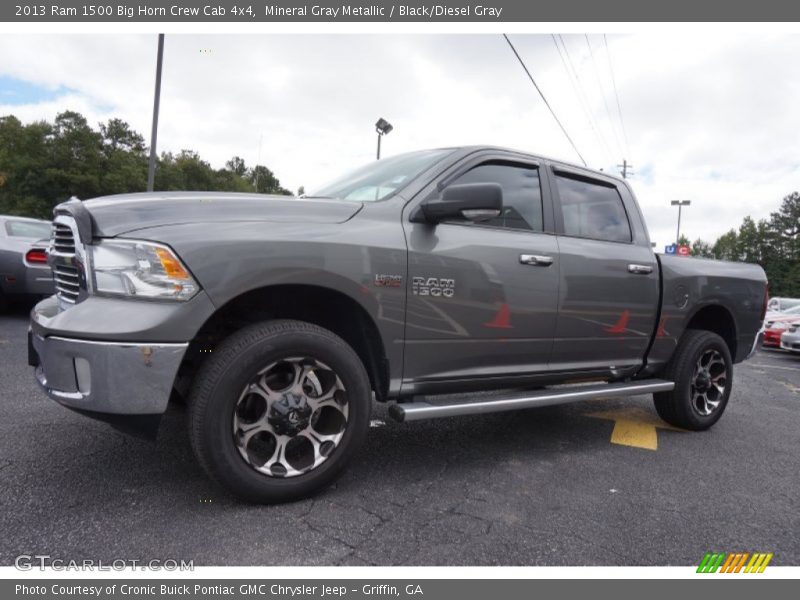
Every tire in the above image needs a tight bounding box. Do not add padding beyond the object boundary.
[0,289,8,313]
[189,319,371,503]
[653,329,733,430]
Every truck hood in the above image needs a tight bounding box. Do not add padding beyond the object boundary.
[78,192,364,237]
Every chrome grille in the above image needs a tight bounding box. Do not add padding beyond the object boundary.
[53,265,80,303]
[50,217,83,305]
[52,223,76,254]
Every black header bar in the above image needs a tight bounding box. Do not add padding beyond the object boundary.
[4,0,800,22]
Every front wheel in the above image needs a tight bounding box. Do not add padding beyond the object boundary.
[653,329,733,430]
[189,320,371,503]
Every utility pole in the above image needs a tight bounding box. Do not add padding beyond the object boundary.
[617,159,633,179]
[147,34,165,192]
[670,200,691,245]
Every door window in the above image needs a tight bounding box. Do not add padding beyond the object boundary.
[448,162,543,232]
[555,173,632,243]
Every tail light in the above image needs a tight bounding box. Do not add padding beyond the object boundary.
[25,248,48,265]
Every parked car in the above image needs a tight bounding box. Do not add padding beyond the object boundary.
[29,146,768,502]
[0,215,54,311]
[780,322,800,354]
[766,296,800,317]
[763,305,800,347]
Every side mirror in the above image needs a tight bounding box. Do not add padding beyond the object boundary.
[411,183,503,224]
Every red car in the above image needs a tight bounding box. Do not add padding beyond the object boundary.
[763,314,800,347]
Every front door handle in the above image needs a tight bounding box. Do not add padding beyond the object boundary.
[628,264,653,274]
[520,254,554,267]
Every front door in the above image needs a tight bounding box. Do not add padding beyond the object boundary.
[402,159,560,393]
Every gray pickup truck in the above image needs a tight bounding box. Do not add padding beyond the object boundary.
[29,146,767,503]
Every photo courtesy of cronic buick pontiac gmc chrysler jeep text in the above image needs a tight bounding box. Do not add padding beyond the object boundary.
[28,147,768,503]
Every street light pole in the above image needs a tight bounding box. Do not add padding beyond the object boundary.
[670,200,691,245]
[374,117,393,160]
[147,33,165,192]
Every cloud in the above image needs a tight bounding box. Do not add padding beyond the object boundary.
[0,32,797,247]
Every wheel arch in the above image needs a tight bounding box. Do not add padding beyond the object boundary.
[175,283,390,402]
[684,303,738,361]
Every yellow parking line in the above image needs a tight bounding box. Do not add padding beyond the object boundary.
[585,407,685,450]
[609,418,658,450]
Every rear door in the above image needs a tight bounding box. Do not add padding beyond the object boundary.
[547,165,659,375]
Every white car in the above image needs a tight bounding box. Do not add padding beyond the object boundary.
[781,322,800,354]
[766,296,800,319]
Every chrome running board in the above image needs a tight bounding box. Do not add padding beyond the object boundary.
[388,379,675,423]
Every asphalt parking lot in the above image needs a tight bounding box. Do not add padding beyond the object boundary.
[1,302,799,566]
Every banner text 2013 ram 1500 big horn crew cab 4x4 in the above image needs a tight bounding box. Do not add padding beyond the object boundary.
[29,147,768,503]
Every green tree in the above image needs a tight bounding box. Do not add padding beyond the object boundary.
[45,111,105,200]
[99,118,147,194]
[0,115,54,217]
[0,110,292,218]
[226,156,247,177]
[693,192,800,295]
[249,165,292,195]
[712,229,740,261]
[691,238,714,258]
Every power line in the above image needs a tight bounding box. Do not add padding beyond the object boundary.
[604,34,631,159]
[584,34,624,159]
[551,34,614,167]
[502,33,587,167]
[558,34,617,168]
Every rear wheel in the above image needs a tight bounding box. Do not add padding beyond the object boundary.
[654,329,733,430]
[0,289,7,313]
[189,319,371,503]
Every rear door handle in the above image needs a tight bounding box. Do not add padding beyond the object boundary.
[628,264,653,274]
[520,254,554,267]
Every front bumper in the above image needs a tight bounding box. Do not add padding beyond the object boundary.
[762,330,782,347]
[29,296,190,438]
[780,332,800,353]
[30,331,187,413]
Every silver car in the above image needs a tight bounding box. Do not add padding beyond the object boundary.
[780,322,800,354]
[0,215,54,311]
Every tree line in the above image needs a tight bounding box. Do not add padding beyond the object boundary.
[0,111,292,220]
[686,191,800,297]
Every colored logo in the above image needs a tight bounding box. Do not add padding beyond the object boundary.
[665,243,691,256]
[697,552,773,573]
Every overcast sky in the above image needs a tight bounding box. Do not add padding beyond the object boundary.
[1,33,798,248]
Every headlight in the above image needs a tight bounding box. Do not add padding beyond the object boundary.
[90,240,198,301]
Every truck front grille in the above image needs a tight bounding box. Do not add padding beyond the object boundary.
[50,217,85,306]
[53,265,80,303]
[52,222,76,254]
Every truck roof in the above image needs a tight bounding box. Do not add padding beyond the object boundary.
[433,145,627,185]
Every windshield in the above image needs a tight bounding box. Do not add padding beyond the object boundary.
[5,220,51,239]
[311,149,453,202]
[781,304,800,315]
